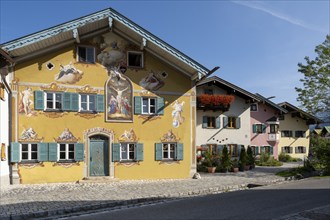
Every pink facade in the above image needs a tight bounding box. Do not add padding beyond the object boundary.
[250,102,280,159]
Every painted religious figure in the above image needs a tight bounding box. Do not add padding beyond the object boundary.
[18,87,37,117]
[172,100,185,128]
[54,62,83,84]
[106,67,133,122]
[139,71,165,91]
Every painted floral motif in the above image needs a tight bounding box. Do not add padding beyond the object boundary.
[118,128,138,142]
[55,128,78,142]
[55,62,83,84]
[18,87,37,117]
[171,100,185,128]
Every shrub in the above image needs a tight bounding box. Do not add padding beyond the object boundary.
[220,146,231,171]
[256,152,282,166]
[239,147,247,170]
[278,152,302,162]
[310,137,330,175]
[247,146,255,167]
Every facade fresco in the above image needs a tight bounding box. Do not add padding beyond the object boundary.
[172,100,185,128]
[139,71,165,91]
[18,87,37,116]
[55,62,83,84]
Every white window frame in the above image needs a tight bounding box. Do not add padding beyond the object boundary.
[21,143,38,161]
[58,143,75,161]
[228,144,239,157]
[250,145,258,155]
[127,51,144,68]
[79,94,96,112]
[295,130,305,138]
[206,116,216,128]
[250,103,258,112]
[45,92,62,110]
[283,146,292,154]
[228,117,237,128]
[255,124,263,133]
[296,146,306,154]
[162,143,176,160]
[270,124,279,133]
[142,97,156,114]
[77,46,95,63]
[120,143,136,161]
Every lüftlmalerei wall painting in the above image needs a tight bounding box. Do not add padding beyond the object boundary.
[106,68,133,122]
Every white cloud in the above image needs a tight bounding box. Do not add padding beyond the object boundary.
[232,1,327,33]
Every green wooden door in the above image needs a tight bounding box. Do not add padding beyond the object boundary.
[90,140,109,176]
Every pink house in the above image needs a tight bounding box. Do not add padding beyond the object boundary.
[250,94,287,159]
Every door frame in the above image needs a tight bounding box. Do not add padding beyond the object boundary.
[83,127,115,178]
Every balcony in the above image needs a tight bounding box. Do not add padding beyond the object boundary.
[268,133,280,142]
[197,94,234,112]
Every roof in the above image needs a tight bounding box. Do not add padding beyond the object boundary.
[0,8,213,79]
[278,102,323,124]
[255,93,288,113]
[322,126,330,133]
[312,129,322,135]
[196,76,261,101]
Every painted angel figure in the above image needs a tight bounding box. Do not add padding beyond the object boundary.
[171,100,185,128]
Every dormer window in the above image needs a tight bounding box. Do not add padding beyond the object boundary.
[127,51,143,68]
[77,46,95,63]
[250,103,258,111]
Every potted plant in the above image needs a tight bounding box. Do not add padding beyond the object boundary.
[239,146,248,171]
[203,151,218,173]
[247,146,255,169]
[220,146,231,173]
[231,158,239,173]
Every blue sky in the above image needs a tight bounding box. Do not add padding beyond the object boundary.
[1,0,329,107]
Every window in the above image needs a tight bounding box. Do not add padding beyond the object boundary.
[251,146,259,155]
[295,131,305,138]
[253,124,266,134]
[279,115,285,120]
[142,97,156,114]
[261,146,273,155]
[204,89,213,95]
[120,143,136,160]
[270,124,279,133]
[281,130,293,137]
[207,144,217,156]
[79,94,96,112]
[127,51,143,68]
[21,143,38,161]
[155,142,183,161]
[224,116,240,129]
[295,146,306,154]
[46,92,62,110]
[282,146,293,154]
[228,144,239,157]
[78,46,95,63]
[202,116,220,129]
[250,103,258,111]
[58,143,75,160]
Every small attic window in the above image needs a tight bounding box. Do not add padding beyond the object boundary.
[77,46,95,63]
[46,62,55,70]
[161,71,168,78]
[127,51,143,68]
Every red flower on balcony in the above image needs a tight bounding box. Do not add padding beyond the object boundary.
[197,94,235,107]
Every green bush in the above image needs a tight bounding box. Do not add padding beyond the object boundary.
[310,137,330,175]
[247,146,255,166]
[256,152,282,166]
[239,147,247,170]
[278,152,302,162]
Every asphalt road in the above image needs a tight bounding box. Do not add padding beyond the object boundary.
[63,178,330,220]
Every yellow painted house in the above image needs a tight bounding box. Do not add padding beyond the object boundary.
[1,8,218,184]
[277,102,321,160]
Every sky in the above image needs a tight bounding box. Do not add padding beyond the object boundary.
[0,0,329,107]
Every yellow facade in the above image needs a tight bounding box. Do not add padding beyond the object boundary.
[278,114,310,160]
[12,32,196,184]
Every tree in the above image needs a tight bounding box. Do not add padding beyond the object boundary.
[295,35,330,116]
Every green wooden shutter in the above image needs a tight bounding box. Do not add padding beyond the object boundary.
[261,146,265,154]
[96,94,104,112]
[236,117,241,129]
[176,143,183,161]
[223,117,228,128]
[216,117,221,129]
[10,142,20,162]
[38,143,48,161]
[262,124,267,133]
[255,146,259,155]
[62,92,72,111]
[75,143,84,161]
[202,116,208,128]
[71,93,79,111]
[270,146,274,155]
[134,96,142,115]
[48,143,58,162]
[112,143,120,162]
[252,125,257,133]
[156,97,164,115]
[217,145,224,155]
[155,143,163,161]
[34,91,44,110]
[136,143,144,161]
[238,145,243,157]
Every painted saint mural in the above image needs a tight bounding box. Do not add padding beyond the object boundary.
[106,67,133,122]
